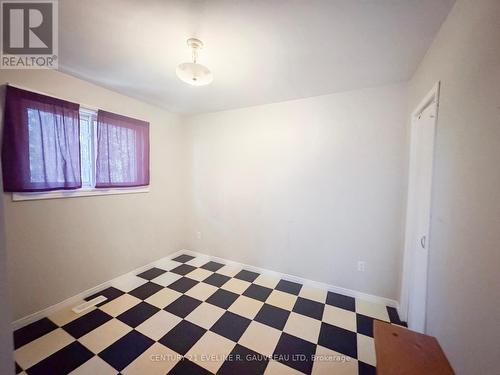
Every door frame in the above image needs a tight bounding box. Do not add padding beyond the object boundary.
[400,82,440,331]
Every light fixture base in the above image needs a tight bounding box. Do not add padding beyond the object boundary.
[187,38,203,50]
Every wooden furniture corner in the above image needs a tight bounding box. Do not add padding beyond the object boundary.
[374,320,454,375]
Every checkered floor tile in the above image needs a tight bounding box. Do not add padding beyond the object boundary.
[13,254,406,375]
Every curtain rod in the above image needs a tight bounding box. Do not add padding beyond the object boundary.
[6,82,99,112]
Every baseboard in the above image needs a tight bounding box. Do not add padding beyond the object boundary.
[11,249,186,330]
[182,249,400,308]
[12,248,400,330]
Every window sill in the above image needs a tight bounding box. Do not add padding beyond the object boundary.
[11,187,149,201]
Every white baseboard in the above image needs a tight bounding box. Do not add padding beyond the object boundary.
[12,250,186,330]
[12,249,400,330]
[182,249,400,308]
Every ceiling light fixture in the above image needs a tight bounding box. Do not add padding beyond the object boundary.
[176,38,213,86]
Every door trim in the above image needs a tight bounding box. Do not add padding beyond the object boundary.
[400,82,440,328]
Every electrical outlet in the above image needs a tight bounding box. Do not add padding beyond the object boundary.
[357,261,366,272]
[196,231,202,240]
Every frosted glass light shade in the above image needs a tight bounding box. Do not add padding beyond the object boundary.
[176,62,213,86]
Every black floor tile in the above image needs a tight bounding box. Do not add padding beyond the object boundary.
[218,344,269,375]
[275,279,302,295]
[273,332,316,374]
[62,309,112,339]
[129,282,163,300]
[318,322,357,359]
[234,270,260,282]
[171,264,197,276]
[356,314,374,337]
[26,341,93,375]
[206,289,239,309]
[117,302,159,328]
[168,358,212,374]
[242,284,272,302]
[210,311,251,342]
[203,273,230,287]
[387,306,406,326]
[172,254,195,263]
[201,261,225,272]
[99,330,154,371]
[14,318,58,349]
[254,304,290,330]
[168,277,199,293]
[358,361,376,375]
[165,295,202,318]
[15,362,22,374]
[137,267,167,280]
[293,297,325,320]
[326,291,355,312]
[159,320,206,355]
[85,287,124,307]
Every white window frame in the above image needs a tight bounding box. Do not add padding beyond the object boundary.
[12,106,149,202]
[79,107,97,189]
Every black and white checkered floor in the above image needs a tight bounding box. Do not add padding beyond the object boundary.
[13,254,406,375]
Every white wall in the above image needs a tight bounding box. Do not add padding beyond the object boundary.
[408,0,500,373]
[0,70,188,320]
[184,84,408,301]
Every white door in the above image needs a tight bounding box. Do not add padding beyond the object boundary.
[401,84,439,333]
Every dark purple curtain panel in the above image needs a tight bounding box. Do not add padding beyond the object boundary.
[1,86,81,192]
[95,110,150,188]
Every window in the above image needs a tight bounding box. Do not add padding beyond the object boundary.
[14,107,149,200]
[94,110,150,188]
[72,108,150,190]
[27,107,59,184]
[27,106,82,187]
[2,85,150,201]
[78,108,97,188]
[26,107,96,188]
[3,86,81,193]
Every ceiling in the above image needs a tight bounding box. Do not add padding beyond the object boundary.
[59,0,455,115]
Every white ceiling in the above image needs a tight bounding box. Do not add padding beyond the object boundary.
[59,0,455,115]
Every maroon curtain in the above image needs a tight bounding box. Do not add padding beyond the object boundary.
[95,110,149,188]
[2,86,81,192]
